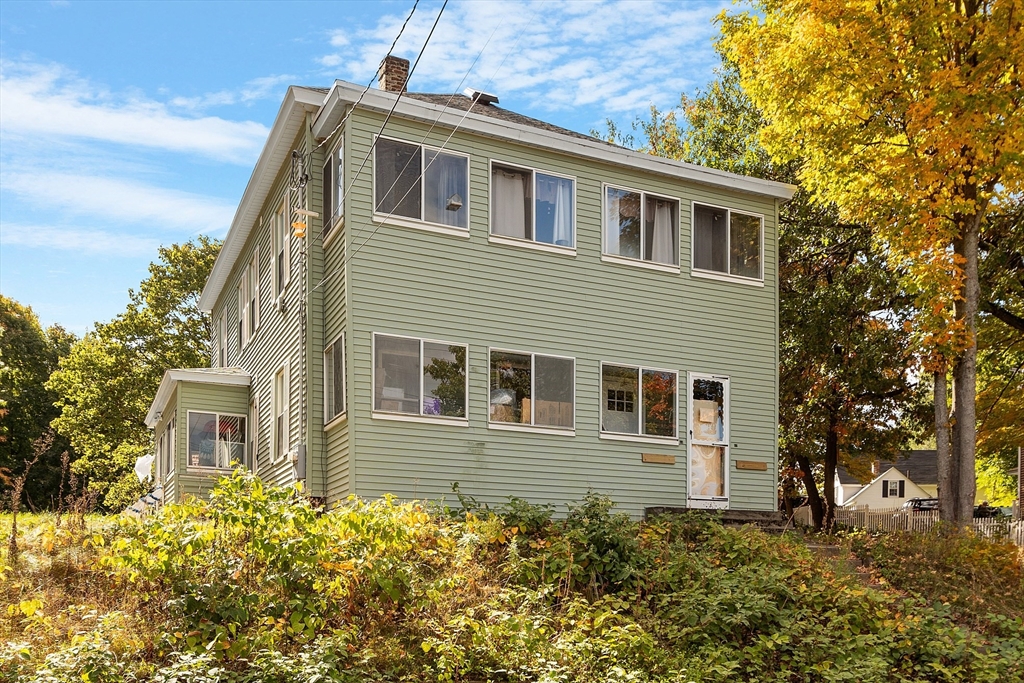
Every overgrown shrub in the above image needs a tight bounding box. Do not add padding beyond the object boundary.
[5,474,1024,682]
[850,526,1024,634]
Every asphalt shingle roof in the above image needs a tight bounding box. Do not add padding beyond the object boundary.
[837,450,939,486]
[401,93,617,146]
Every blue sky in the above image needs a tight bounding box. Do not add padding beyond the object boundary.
[1,0,730,334]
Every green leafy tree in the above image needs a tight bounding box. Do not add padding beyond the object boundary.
[47,238,220,509]
[0,296,76,509]
[720,0,1024,524]
[620,58,926,528]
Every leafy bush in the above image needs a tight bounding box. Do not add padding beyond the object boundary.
[5,474,1024,682]
[850,526,1024,635]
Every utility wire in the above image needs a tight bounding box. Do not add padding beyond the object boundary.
[312,8,532,293]
[313,0,421,154]
[312,0,449,245]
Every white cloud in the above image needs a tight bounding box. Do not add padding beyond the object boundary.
[1,172,235,235]
[169,74,295,111]
[0,60,270,163]
[0,223,162,257]
[318,0,728,121]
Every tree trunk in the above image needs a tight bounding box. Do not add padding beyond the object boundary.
[796,454,825,530]
[822,411,839,531]
[935,371,956,522]
[950,211,981,525]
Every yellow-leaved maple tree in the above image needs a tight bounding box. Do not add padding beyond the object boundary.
[721,0,1022,522]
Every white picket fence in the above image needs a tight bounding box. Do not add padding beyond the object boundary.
[829,506,1024,547]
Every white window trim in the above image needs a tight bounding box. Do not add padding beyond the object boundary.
[600,253,680,275]
[371,135,472,233]
[322,141,346,244]
[602,182,682,269]
[689,200,765,283]
[488,234,577,257]
[599,361,680,441]
[273,195,291,305]
[371,332,470,423]
[272,365,289,464]
[487,346,576,433]
[324,332,347,429]
[488,158,578,249]
[250,245,260,339]
[217,313,226,367]
[184,409,247,473]
[687,372,731,509]
[249,394,259,474]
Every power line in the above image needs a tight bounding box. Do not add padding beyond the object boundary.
[312,0,421,154]
[311,7,533,293]
[312,0,449,245]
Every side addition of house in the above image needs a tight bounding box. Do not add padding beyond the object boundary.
[145,56,795,517]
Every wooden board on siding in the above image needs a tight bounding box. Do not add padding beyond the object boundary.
[642,453,676,465]
[735,460,768,471]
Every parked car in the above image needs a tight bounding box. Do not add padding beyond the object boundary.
[898,498,939,513]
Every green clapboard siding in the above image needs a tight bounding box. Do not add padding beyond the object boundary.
[325,108,779,518]
[168,380,251,501]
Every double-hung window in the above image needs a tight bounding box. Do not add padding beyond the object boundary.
[238,249,259,347]
[374,137,469,230]
[324,334,346,424]
[248,396,258,472]
[186,411,246,470]
[322,142,344,239]
[373,334,467,419]
[692,203,763,281]
[604,186,679,266]
[217,314,226,367]
[491,162,575,248]
[273,199,290,299]
[489,350,574,430]
[272,367,288,462]
[600,364,678,439]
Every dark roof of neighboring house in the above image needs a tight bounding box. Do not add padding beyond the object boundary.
[881,450,938,485]
[402,92,616,146]
[836,449,939,486]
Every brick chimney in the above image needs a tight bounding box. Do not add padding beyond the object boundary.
[378,55,409,93]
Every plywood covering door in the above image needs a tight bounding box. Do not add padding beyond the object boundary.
[688,373,730,509]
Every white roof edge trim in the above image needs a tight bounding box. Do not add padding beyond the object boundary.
[312,81,797,201]
[199,86,327,313]
[145,369,252,428]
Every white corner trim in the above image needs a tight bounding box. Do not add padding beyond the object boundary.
[600,253,680,275]
[690,268,766,287]
[599,432,680,446]
[488,234,577,257]
[487,422,576,437]
[371,411,469,426]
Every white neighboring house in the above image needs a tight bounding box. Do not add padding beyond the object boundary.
[836,450,937,509]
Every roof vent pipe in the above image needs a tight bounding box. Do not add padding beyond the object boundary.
[378,55,410,93]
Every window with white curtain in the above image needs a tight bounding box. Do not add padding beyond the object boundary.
[604,186,678,266]
[374,137,469,229]
[491,162,575,247]
[692,203,763,280]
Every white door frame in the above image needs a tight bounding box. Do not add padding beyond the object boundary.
[687,372,730,509]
